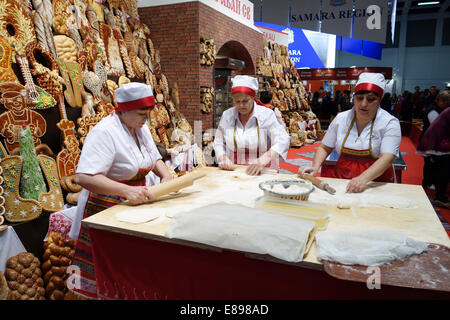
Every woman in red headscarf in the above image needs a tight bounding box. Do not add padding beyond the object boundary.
[67,83,172,299]
[299,73,401,193]
[213,75,290,176]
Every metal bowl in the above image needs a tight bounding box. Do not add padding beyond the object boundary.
[259,179,314,201]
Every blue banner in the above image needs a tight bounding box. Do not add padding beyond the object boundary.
[254,21,325,69]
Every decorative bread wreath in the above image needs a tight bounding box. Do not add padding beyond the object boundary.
[26,41,63,101]
[0,0,36,62]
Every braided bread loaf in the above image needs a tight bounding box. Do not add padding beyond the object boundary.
[41,232,76,300]
[5,252,46,300]
[0,270,9,300]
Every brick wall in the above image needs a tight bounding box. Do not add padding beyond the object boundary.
[139,2,263,130]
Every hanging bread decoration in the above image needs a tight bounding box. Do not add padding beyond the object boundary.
[118,76,130,87]
[52,0,72,36]
[157,127,170,149]
[53,35,78,64]
[0,37,19,84]
[57,59,85,108]
[1,156,43,222]
[100,22,125,76]
[77,110,108,145]
[200,87,214,114]
[0,163,5,227]
[55,120,82,193]
[122,0,139,19]
[156,104,171,127]
[37,155,64,212]
[0,90,48,153]
[5,252,46,300]
[32,10,58,60]
[0,0,36,63]
[26,41,63,102]
[199,37,216,66]
[82,60,111,104]
[41,232,76,300]
[113,28,136,79]
[148,124,160,144]
[160,74,169,98]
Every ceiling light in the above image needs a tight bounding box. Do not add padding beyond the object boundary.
[417,1,440,6]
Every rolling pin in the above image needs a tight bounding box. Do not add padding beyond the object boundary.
[146,171,206,200]
[299,173,336,195]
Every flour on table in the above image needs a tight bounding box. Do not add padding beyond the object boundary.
[360,195,414,209]
[116,207,163,224]
[270,183,310,195]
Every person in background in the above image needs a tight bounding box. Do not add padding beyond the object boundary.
[380,92,392,114]
[213,75,290,176]
[400,91,414,122]
[393,93,402,119]
[417,106,450,208]
[424,86,439,108]
[334,90,343,114]
[341,90,351,112]
[420,90,450,191]
[412,86,422,118]
[311,91,321,117]
[68,82,173,299]
[321,91,333,120]
[259,90,285,128]
[299,73,401,193]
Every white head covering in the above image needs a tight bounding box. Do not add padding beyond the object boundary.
[115,82,155,111]
[354,72,385,97]
[231,75,264,105]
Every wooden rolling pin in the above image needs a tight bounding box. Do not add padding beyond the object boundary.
[146,171,206,200]
[299,173,336,195]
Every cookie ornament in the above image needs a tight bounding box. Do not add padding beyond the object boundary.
[1,156,42,222]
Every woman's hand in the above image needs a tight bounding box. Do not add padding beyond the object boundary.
[123,185,155,205]
[298,166,318,176]
[218,155,233,170]
[346,175,368,193]
[246,159,265,176]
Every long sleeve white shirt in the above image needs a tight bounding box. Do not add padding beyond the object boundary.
[213,103,290,165]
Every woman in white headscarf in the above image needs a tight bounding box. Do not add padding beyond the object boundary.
[68,82,172,300]
[213,75,290,176]
[299,73,401,193]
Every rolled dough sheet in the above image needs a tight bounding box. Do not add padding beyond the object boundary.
[116,207,163,224]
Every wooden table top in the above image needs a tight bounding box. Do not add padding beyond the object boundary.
[83,166,450,270]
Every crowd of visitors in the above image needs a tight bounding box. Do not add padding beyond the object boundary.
[309,85,448,123]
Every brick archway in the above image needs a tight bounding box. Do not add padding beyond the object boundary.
[216,40,255,75]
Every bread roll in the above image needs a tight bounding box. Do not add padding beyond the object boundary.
[5,253,46,300]
[41,232,77,299]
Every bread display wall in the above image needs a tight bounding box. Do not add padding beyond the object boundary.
[256,41,323,147]
[0,0,198,209]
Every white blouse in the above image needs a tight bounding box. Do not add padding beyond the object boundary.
[322,107,401,157]
[76,113,162,181]
[213,103,290,163]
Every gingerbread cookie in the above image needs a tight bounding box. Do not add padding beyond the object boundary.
[1,156,43,222]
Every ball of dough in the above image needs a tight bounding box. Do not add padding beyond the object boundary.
[337,201,351,209]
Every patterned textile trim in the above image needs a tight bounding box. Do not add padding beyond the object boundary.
[68,192,122,300]
[341,147,371,157]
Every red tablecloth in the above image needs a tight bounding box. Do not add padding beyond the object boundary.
[88,228,449,300]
